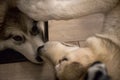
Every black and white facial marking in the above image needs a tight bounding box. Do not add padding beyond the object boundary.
[84,61,110,80]
[2,33,26,45]
[30,21,40,36]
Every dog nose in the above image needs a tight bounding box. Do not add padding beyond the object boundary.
[37,45,44,53]
[36,56,43,62]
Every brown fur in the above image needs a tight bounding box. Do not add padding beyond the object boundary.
[56,62,86,80]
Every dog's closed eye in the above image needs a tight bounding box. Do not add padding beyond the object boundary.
[59,57,68,63]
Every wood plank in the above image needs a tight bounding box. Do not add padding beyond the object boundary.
[49,13,104,42]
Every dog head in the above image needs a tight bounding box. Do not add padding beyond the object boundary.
[0,7,44,63]
[39,41,96,65]
[39,41,111,80]
[39,41,80,65]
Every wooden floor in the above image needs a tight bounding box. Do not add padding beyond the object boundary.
[49,13,104,46]
[0,13,104,80]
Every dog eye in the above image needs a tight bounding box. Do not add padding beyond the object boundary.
[62,57,68,61]
[13,35,24,42]
[30,21,40,36]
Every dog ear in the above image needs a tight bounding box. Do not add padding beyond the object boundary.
[59,62,86,80]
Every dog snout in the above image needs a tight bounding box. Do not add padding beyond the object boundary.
[35,45,44,62]
[37,45,44,53]
[35,56,43,62]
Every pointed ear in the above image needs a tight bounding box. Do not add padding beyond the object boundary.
[59,62,86,80]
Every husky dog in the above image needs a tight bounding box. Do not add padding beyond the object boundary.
[0,7,44,63]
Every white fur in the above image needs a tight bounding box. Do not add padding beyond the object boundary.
[17,0,119,21]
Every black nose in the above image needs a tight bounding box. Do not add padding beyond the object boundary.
[37,45,44,53]
[36,56,43,62]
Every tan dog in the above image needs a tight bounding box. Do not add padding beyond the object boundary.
[38,1,120,79]
[39,4,120,79]
[39,36,119,80]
